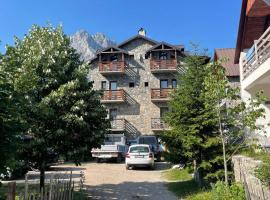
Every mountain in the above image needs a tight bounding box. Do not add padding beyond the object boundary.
[70,30,116,61]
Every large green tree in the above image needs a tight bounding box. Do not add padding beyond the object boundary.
[1,25,110,189]
[203,60,266,185]
[162,50,222,182]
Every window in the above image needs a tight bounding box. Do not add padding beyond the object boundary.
[160,107,169,118]
[110,81,117,90]
[129,82,135,88]
[172,79,177,88]
[159,52,168,60]
[160,80,168,89]
[101,81,106,90]
[130,146,149,153]
[144,82,149,87]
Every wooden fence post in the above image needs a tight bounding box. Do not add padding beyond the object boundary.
[7,182,16,200]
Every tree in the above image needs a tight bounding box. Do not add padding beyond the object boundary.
[203,60,266,185]
[1,25,110,189]
[0,42,21,177]
[162,49,223,182]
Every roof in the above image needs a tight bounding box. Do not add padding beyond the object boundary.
[96,46,130,55]
[118,34,159,48]
[214,48,240,77]
[145,41,184,53]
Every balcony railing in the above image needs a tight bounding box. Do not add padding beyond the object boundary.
[150,59,177,73]
[110,119,126,131]
[151,88,174,102]
[101,89,126,103]
[98,61,125,74]
[242,26,270,79]
[151,118,170,131]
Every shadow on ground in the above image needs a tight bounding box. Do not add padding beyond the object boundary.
[83,181,178,200]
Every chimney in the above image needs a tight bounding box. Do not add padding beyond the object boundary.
[138,28,146,36]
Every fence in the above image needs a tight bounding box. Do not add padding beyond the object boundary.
[232,155,270,200]
[6,170,85,200]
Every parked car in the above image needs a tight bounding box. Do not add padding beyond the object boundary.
[125,144,154,170]
[91,134,128,163]
[137,135,161,161]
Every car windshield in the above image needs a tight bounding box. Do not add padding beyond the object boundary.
[130,146,149,153]
[138,137,157,145]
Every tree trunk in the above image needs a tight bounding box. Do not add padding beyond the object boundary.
[40,162,46,192]
[217,106,228,185]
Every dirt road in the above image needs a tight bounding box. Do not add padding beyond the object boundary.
[60,162,178,200]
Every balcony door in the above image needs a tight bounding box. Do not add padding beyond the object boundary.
[109,108,118,129]
[110,81,117,90]
[160,80,168,89]
[160,107,169,119]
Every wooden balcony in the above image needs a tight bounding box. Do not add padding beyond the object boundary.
[101,89,126,103]
[151,88,174,102]
[98,61,125,75]
[150,59,177,73]
[110,119,126,132]
[242,26,270,80]
[151,118,170,131]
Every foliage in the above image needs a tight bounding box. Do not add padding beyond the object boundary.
[0,41,23,178]
[1,24,110,188]
[255,157,270,187]
[203,60,266,183]
[210,181,245,200]
[162,49,223,182]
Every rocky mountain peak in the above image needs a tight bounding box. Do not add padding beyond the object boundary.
[70,30,116,61]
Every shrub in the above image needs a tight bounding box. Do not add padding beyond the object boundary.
[211,181,245,200]
[255,157,270,187]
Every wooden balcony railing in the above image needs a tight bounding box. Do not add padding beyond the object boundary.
[151,118,170,131]
[151,88,174,101]
[101,89,126,103]
[110,119,126,131]
[98,61,125,74]
[242,26,270,79]
[150,59,177,72]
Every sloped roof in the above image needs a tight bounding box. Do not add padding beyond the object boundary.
[118,34,159,48]
[96,46,130,55]
[214,48,240,77]
[146,41,184,53]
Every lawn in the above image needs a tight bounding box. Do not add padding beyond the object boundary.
[163,168,211,200]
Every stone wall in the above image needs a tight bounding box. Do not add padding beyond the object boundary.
[232,155,270,200]
[89,38,179,138]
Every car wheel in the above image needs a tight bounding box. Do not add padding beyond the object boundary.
[126,165,130,170]
[116,155,122,163]
[150,164,155,170]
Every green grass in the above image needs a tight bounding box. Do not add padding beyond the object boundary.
[163,168,211,199]
[163,168,192,181]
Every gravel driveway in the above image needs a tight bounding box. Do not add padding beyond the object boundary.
[59,162,178,200]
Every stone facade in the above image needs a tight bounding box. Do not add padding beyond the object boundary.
[89,35,183,139]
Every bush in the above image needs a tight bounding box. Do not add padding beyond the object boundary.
[255,157,270,187]
[211,181,245,200]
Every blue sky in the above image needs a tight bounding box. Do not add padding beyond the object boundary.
[0,0,242,55]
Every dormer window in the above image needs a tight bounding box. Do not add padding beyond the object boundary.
[159,52,168,60]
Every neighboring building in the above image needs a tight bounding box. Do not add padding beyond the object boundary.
[236,0,270,146]
[214,48,240,88]
[89,29,185,139]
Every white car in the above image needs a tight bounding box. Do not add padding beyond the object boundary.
[125,144,154,170]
